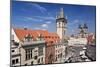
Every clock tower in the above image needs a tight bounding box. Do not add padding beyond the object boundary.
[56,8,67,40]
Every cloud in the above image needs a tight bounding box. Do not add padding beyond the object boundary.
[45,16,55,20]
[31,3,47,14]
[41,24,48,28]
[66,16,68,19]
[31,3,55,20]
[45,21,52,24]
[23,16,55,23]
[35,16,55,20]
[23,16,43,22]
[68,19,80,25]
[34,23,49,30]
[42,28,47,30]
[73,19,79,23]
[34,27,40,30]
[25,17,34,20]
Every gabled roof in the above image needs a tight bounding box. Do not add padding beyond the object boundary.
[14,28,60,46]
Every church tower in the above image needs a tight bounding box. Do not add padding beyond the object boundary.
[78,23,88,38]
[56,8,67,40]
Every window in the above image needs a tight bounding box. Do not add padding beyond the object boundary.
[41,57,43,62]
[14,42,19,46]
[16,59,19,63]
[56,50,57,53]
[51,41,53,43]
[38,45,43,56]
[25,63,27,66]
[24,34,33,42]
[45,36,47,38]
[12,60,15,64]
[12,50,15,52]
[38,58,40,63]
[25,49,32,60]
[12,59,19,65]
[63,22,65,27]
[56,45,57,48]
[59,22,60,27]
[64,30,66,35]
[31,61,33,65]
[60,53,62,58]
[55,56,57,61]
[34,56,37,60]
[58,50,59,53]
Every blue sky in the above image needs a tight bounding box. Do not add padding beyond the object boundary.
[11,1,96,35]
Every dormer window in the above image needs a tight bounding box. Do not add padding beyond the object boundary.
[24,34,33,42]
[37,34,44,40]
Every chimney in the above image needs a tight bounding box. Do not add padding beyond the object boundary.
[24,28,27,30]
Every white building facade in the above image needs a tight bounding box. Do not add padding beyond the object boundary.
[11,40,21,66]
[68,37,88,46]
[54,42,67,63]
[11,28,46,66]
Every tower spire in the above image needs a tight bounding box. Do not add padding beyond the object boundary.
[83,23,88,29]
[59,8,64,18]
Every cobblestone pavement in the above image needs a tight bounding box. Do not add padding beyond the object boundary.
[65,44,96,63]
[85,45,96,61]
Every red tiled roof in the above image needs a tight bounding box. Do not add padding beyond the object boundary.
[87,34,94,43]
[14,28,60,45]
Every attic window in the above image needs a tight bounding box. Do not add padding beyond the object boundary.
[14,42,19,46]
[24,34,33,42]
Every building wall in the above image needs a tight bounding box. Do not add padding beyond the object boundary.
[57,22,66,39]
[68,37,87,46]
[45,44,55,64]
[12,56,21,66]
[38,46,45,64]
[11,42,21,66]
[12,28,46,66]
[57,27,63,39]
[20,44,45,65]
[11,47,20,56]
[11,28,20,42]
[54,44,66,63]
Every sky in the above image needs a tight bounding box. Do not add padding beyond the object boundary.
[11,1,96,35]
